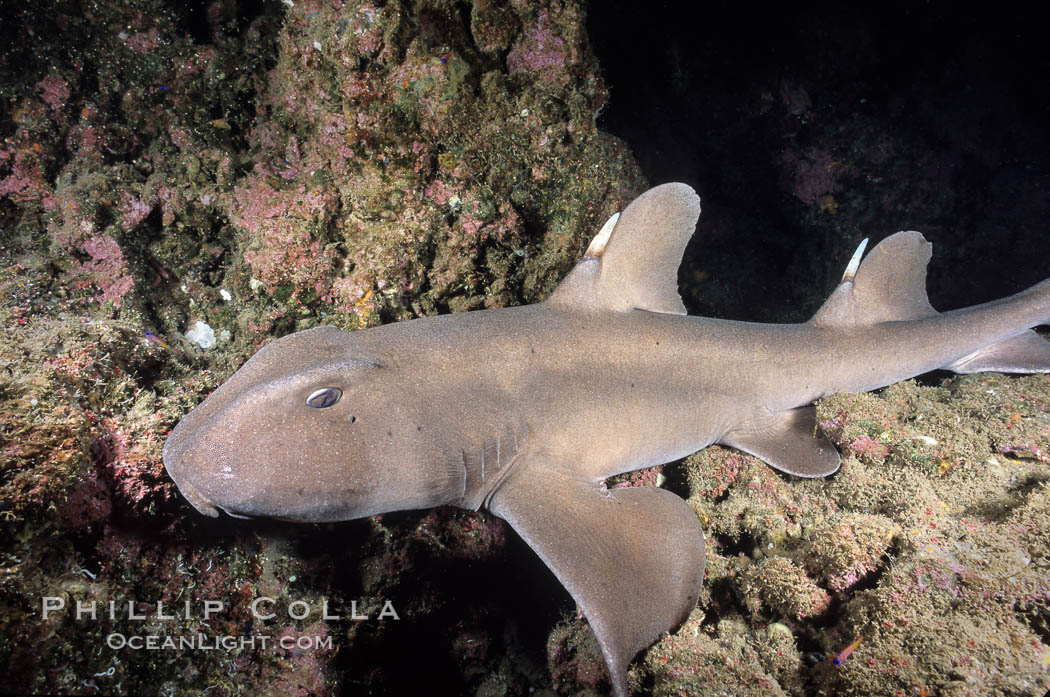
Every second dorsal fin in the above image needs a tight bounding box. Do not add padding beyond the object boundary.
[546,183,701,314]
[810,231,938,327]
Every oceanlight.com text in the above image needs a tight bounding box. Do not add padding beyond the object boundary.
[105,632,333,651]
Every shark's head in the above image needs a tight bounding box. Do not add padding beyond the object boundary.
[162,326,465,522]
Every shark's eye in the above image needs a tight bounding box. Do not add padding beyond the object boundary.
[306,387,342,409]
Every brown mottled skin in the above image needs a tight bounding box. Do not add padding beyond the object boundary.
[163,183,1050,697]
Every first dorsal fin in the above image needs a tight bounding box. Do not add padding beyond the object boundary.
[810,231,938,326]
[546,183,701,314]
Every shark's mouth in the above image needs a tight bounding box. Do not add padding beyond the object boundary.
[216,505,253,520]
[171,477,222,518]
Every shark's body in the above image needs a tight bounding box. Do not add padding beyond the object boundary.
[163,183,1050,697]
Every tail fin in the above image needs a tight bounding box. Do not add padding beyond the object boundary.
[811,231,1050,373]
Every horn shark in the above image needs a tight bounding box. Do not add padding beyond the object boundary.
[163,183,1050,696]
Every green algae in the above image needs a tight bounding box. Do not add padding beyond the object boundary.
[1,1,1049,696]
[657,373,1050,697]
[0,1,647,694]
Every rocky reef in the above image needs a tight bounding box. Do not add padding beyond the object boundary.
[1,1,1048,696]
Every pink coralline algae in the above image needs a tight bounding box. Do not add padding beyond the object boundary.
[0,0,656,694]
[782,147,841,207]
[507,11,570,84]
[118,192,154,230]
[100,432,171,510]
[347,4,384,56]
[1000,442,1048,462]
[0,130,57,208]
[230,177,339,303]
[610,464,663,488]
[848,434,890,463]
[425,178,457,206]
[124,29,162,55]
[35,76,71,113]
[69,234,135,307]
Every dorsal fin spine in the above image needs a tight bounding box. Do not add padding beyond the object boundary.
[585,212,619,258]
[545,183,701,315]
[810,231,935,327]
[841,238,868,282]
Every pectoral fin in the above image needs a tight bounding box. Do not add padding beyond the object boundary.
[721,405,841,477]
[487,465,705,697]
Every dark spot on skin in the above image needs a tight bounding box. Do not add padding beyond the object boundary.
[387,430,392,438]
[530,347,535,354]
[297,488,304,496]
[631,383,635,388]
[417,425,422,431]
[350,415,357,423]
[656,341,660,346]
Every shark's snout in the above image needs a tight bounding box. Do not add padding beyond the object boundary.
[162,424,222,518]
[164,433,261,519]
[162,396,266,520]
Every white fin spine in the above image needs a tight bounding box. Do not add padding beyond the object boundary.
[585,212,619,258]
[842,238,869,282]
